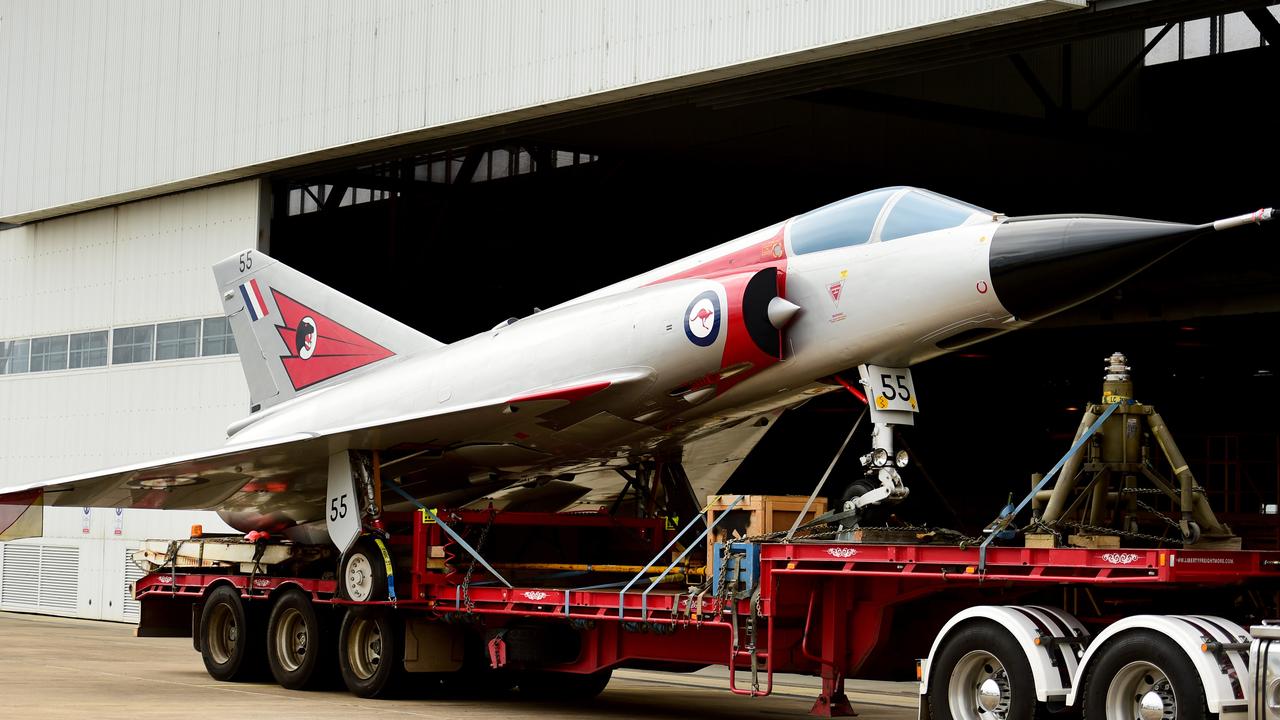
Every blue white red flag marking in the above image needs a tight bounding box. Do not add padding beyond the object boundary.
[271,290,394,391]
[239,279,269,321]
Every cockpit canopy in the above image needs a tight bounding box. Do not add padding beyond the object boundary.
[789,187,994,255]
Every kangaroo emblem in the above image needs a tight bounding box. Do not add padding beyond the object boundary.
[683,290,721,347]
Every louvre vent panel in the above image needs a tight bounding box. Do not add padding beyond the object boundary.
[38,546,80,611]
[2,545,40,607]
[0,544,80,612]
[122,546,144,622]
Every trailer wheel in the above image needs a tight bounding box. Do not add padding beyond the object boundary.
[338,609,404,698]
[928,621,1043,720]
[518,668,612,700]
[1082,630,1208,720]
[338,537,389,603]
[199,584,264,682]
[267,589,330,690]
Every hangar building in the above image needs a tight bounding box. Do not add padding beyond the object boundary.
[2,0,1278,621]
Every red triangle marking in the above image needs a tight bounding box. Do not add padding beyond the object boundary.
[271,289,395,391]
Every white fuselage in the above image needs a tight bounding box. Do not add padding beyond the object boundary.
[230,217,1012,472]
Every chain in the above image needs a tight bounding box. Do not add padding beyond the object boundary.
[1117,486,1206,496]
[1058,519,1176,545]
[1134,497,1184,534]
[1024,517,1058,536]
[726,521,979,546]
[1023,514,1179,545]
[709,500,1188,559]
[460,511,496,613]
[1022,493,1186,545]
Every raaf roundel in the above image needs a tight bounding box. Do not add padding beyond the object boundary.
[271,289,393,391]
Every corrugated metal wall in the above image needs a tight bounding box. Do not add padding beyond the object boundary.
[0,181,255,622]
[0,180,259,484]
[0,0,1083,223]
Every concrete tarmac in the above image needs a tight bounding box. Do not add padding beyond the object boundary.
[0,611,919,719]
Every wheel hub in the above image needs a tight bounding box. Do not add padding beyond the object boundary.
[1106,661,1177,720]
[206,603,238,666]
[1137,678,1175,720]
[977,676,1009,713]
[273,607,309,672]
[345,554,374,601]
[949,650,1013,720]
[346,616,385,681]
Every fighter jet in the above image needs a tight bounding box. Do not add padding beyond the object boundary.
[1,187,1272,551]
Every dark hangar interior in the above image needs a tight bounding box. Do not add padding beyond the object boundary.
[265,1,1280,543]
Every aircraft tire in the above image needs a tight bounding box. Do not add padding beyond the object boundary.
[266,588,331,690]
[517,668,612,700]
[338,608,405,698]
[337,537,389,605]
[199,584,266,682]
[837,478,878,513]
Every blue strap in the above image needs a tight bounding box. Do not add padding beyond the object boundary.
[381,479,513,589]
[978,403,1121,572]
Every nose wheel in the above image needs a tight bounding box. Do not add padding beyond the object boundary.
[834,429,910,530]
[836,478,882,528]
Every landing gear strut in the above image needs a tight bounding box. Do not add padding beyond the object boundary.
[841,420,909,517]
[830,365,917,530]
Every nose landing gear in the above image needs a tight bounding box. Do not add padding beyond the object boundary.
[838,419,910,526]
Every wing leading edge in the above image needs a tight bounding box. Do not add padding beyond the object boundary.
[0,373,651,535]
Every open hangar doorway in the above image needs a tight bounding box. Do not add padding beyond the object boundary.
[266,2,1280,544]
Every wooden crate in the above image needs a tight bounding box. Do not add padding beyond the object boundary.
[705,495,828,556]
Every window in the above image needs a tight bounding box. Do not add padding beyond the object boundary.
[68,331,108,369]
[789,188,898,255]
[879,190,989,242]
[155,320,201,360]
[112,325,153,365]
[201,316,237,356]
[29,335,68,372]
[1,339,30,374]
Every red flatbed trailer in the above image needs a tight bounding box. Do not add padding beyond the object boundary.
[134,507,1280,719]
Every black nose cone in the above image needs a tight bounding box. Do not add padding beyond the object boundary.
[988,215,1205,322]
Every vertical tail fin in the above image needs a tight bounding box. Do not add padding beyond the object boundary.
[213,249,442,412]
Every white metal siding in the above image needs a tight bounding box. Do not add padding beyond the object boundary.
[0,0,1083,223]
[0,179,250,621]
[0,181,259,486]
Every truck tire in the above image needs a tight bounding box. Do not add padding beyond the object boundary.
[266,589,330,690]
[338,537,389,604]
[927,621,1044,720]
[1081,630,1208,720]
[518,668,612,700]
[338,609,404,698]
[199,584,265,682]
